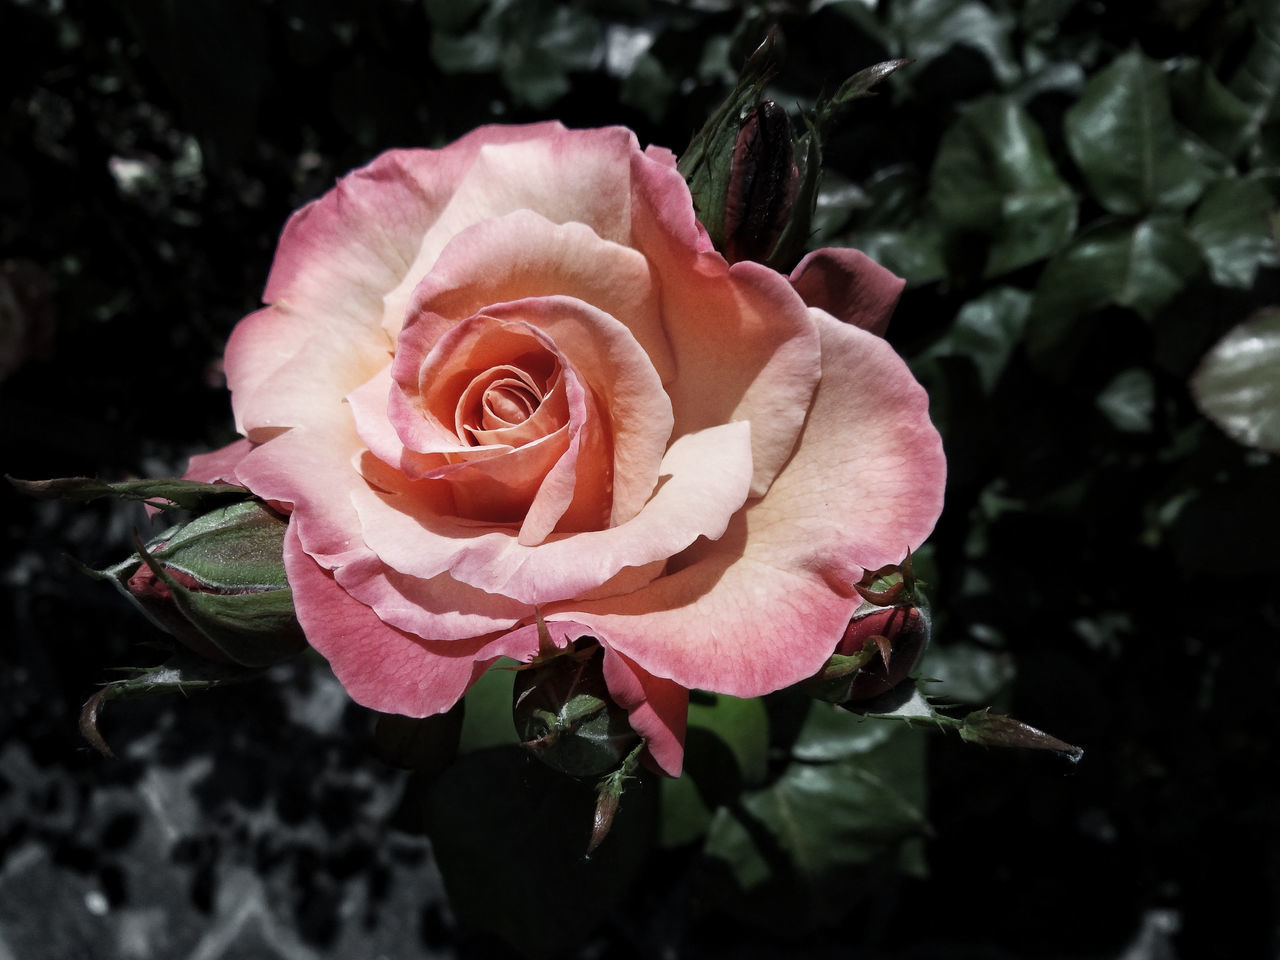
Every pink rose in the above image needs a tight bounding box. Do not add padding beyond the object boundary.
[188,123,944,776]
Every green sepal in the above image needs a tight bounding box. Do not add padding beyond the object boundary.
[7,474,250,512]
[79,650,263,758]
[792,647,882,703]
[678,28,785,252]
[142,500,292,589]
[512,643,639,777]
[589,740,646,855]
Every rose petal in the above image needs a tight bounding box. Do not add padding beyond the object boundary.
[233,414,373,568]
[283,522,493,717]
[184,438,253,484]
[600,647,687,777]
[625,152,823,496]
[789,248,905,337]
[350,421,754,606]
[332,551,527,642]
[402,210,675,384]
[480,297,673,530]
[559,310,945,696]
[386,297,674,538]
[381,127,646,340]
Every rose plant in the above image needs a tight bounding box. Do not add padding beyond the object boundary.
[185,122,945,776]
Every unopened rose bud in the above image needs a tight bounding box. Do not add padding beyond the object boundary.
[93,501,305,668]
[723,100,801,266]
[513,643,640,777]
[959,708,1084,762]
[799,602,930,703]
[678,29,788,258]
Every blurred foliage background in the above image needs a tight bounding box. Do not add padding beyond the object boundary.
[3,0,1279,957]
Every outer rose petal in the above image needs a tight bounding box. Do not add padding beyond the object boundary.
[600,647,687,777]
[283,523,493,717]
[558,310,945,696]
[184,438,253,485]
[625,150,822,496]
[789,248,905,337]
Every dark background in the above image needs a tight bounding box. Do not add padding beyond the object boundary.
[3,0,1278,957]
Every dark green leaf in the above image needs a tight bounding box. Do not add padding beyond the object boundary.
[887,0,1019,86]
[927,285,1031,393]
[425,747,654,957]
[659,768,712,848]
[528,5,600,72]
[457,661,519,753]
[847,222,948,287]
[501,45,571,109]
[790,698,907,762]
[855,681,947,725]
[1170,59,1256,162]
[1096,368,1157,433]
[1191,308,1280,452]
[915,641,1015,703]
[659,693,770,848]
[1028,216,1204,363]
[430,30,501,73]
[421,0,488,32]
[1188,178,1280,289]
[1065,50,1218,214]
[619,51,675,123]
[701,721,927,932]
[1228,0,1280,120]
[687,692,769,785]
[931,96,1077,277]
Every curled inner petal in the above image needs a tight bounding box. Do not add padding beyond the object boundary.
[458,362,566,447]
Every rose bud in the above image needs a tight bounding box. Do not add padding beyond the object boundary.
[90,500,305,668]
[677,29,787,254]
[798,602,931,704]
[959,708,1084,762]
[722,100,802,267]
[513,643,641,778]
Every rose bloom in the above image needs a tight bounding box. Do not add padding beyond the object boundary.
[188,123,944,775]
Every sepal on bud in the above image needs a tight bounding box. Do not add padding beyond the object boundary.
[798,552,929,703]
[79,650,264,758]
